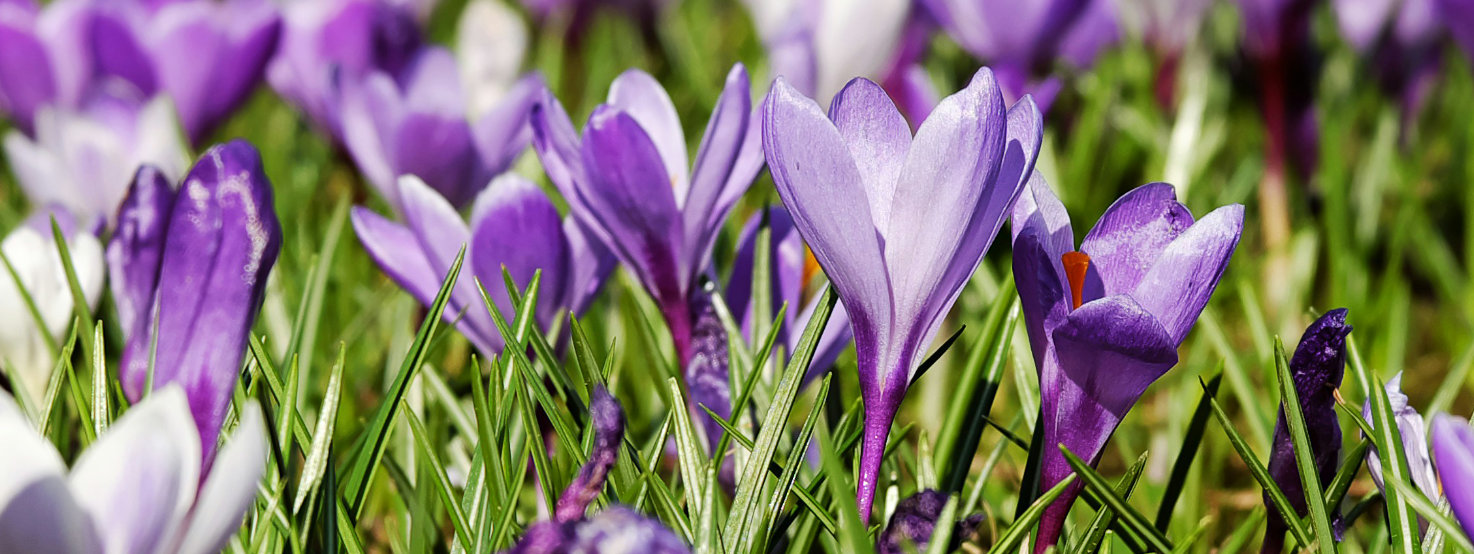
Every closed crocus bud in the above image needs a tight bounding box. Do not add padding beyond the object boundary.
[0,209,104,407]
[0,0,93,133]
[114,140,282,469]
[1362,373,1439,500]
[1432,414,1474,536]
[877,490,983,554]
[2,92,188,229]
[0,385,267,553]
[1262,309,1352,553]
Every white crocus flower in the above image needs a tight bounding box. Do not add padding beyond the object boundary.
[0,386,266,553]
[456,0,530,120]
[0,221,104,405]
[741,0,910,104]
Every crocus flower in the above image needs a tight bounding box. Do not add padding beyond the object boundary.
[506,387,691,554]
[2,92,188,229]
[1261,309,1351,553]
[1333,0,1443,137]
[1362,372,1439,500]
[726,207,853,380]
[0,0,93,134]
[91,0,282,143]
[763,67,1042,521]
[1010,178,1243,550]
[920,0,1119,111]
[530,64,762,441]
[0,385,266,554]
[1432,414,1474,536]
[877,490,983,554]
[340,44,543,210]
[266,0,422,139]
[1116,0,1212,107]
[109,140,282,469]
[0,209,104,407]
[352,174,614,357]
[1439,0,1474,61]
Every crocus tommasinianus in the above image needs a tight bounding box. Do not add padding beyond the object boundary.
[919,0,1118,111]
[1362,373,1439,500]
[1260,309,1351,553]
[267,0,423,140]
[763,67,1042,521]
[0,385,266,553]
[1333,0,1444,135]
[352,174,614,357]
[0,210,104,407]
[341,45,542,211]
[2,92,188,229]
[876,490,983,554]
[0,0,93,134]
[1011,177,1243,550]
[726,207,853,381]
[506,387,691,554]
[1432,414,1474,537]
[109,140,282,469]
[91,0,281,143]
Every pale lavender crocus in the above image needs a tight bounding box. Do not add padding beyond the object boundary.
[1334,0,1444,136]
[0,0,93,134]
[1432,414,1474,537]
[0,385,266,554]
[1363,373,1440,500]
[762,67,1042,521]
[352,174,614,357]
[109,140,282,469]
[726,207,852,380]
[920,0,1119,111]
[90,0,281,143]
[266,0,423,140]
[1011,178,1243,551]
[2,91,188,229]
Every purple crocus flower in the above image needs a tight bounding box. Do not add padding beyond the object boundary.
[1010,177,1243,551]
[1432,414,1474,536]
[266,0,423,140]
[351,174,614,357]
[763,67,1042,521]
[1439,0,1474,61]
[1362,373,1439,500]
[109,140,282,469]
[91,0,281,143]
[1334,0,1443,136]
[340,45,543,211]
[506,387,691,554]
[726,207,853,381]
[876,490,983,554]
[920,0,1119,111]
[1261,309,1351,553]
[0,0,93,134]
[1118,0,1213,107]
[0,385,266,554]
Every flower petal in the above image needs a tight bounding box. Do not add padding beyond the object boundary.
[109,166,176,383]
[683,64,756,281]
[173,402,267,554]
[69,386,200,554]
[1079,183,1194,296]
[0,6,58,131]
[1129,203,1244,345]
[397,174,497,350]
[0,397,98,552]
[561,218,615,316]
[340,72,402,201]
[1364,373,1440,498]
[553,386,624,523]
[607,68,689,198]
[471,72,542,176]
[826,76,911,238]
[1432,414,1474,533]
[468,174,569,335]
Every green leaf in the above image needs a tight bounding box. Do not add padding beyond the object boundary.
[992,473,1080,553]
[1322,438,1368,517]
[1155,371,1221,532]
[1074,452,1149,554]
[666,377,709,521]
[817,414,874,554]
[934,284,1018,493]
[1200,377,1314,548]
[1270,337,1336,552]
[1365,375,1422,553]
[1385,475,1474,552]
[922,495,959,554]
[402,403,473,547]
[764,374,834,546]
[1060,447,1173,552]
[294,345,344,514]
[90,322,108,436]
[49,219,96,367]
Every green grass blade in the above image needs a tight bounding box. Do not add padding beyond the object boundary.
[667,377,709,521]
[1060,447,1173,552]
[90,322,108,436]
[922,495,959,554]
[1270,337,1336,552]
[817,414,874,554]
[1200,377,1314,548]
[1322,438,1368,516]
[1366,376,1422,552]
[993,473,1079,553]
[402,403,473,547]
[934,286,1018,493]
[1155,371,1221,532]
[294,345,344,514]
[49,219,95,364]
[1385,476,1474,552]
[1074,452,1149,554]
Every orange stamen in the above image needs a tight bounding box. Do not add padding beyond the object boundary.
[801,246,822,286]
[1062,251,1091,310]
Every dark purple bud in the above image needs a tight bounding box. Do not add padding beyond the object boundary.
[685,294,731,452]
[107,166,176,345]
[877,490,983,554]
[554,386,625,523]
[1262,308,1351,553]
[506,506,690,554]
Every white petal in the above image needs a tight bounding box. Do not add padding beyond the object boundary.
[456,0,528,119]
[0,399,99,552]
[173,402,266,554]
[0,228,63,403]
[812,0,908,102]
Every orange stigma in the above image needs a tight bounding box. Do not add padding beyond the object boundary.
[802,246,822,286]
[1062,251,1091,310]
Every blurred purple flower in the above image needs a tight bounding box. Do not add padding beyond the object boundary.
[1118,0,1213,107]
[920,0,1119,111]
[1262,309,1351,553]
[2,91,188,229]
[1334,0,1444,132]
[726,207,853,381]
[0,385,266,554]
[1235,0,1319,182]
[1439,0,1474,61]
[1432,414,1474,537]
[530,64,761,372]
[0,0,93,134]
[1362,373,1440,500]
[110,140,282,469]
[876,490,982,554]
[762,67,1042,521]
[506,387,691,554]
[340,46,543,211]
[267,0,423,139]
[351,174,614,357]
[91,0,281,144]
[1010,178,1242,551]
